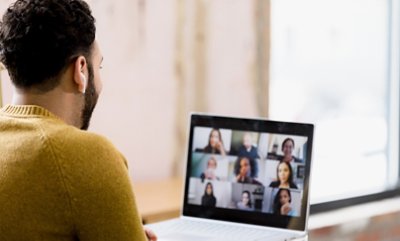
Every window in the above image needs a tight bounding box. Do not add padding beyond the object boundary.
[269,0,399,207]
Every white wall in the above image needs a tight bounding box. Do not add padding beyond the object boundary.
[0,0,269,182]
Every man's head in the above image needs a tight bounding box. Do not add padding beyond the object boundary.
[242,132,253,149]
[0,0,102,130]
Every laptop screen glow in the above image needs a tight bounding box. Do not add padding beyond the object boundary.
[183,114,314,231]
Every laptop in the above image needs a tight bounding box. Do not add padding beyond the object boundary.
[146,113,314,241]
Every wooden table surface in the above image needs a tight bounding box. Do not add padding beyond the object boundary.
[133,177,184,224]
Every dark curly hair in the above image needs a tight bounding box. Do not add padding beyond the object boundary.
[0,0,96,91]
[234,156,257,178]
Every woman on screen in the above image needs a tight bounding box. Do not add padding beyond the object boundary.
[200,156,220,181]
[202,128,226,155]
[201,182,217,207]
[269,161,298,189]
[273,188,297,216]
[236,190,253,211]
[234,157,262,185]
[279,138,303,163]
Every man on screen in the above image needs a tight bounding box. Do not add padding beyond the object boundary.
[0,0,156,240]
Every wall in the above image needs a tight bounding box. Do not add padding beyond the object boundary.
[0,0,270,181]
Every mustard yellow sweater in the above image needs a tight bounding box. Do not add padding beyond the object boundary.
[0,105,147,241]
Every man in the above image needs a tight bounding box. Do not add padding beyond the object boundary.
[0,0,156,240]
[237,132,259,177]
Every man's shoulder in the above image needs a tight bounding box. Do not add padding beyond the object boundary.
[47,124,111,146]
[43,123,122,160]
[70,128,113,148]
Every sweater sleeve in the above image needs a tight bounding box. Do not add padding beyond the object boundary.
[52,132,147,241]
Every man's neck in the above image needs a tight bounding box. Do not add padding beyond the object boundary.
[12,87,81,128]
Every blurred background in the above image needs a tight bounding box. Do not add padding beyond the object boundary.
[1,0,400,240]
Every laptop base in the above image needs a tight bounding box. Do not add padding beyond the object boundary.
[146,217,308,241]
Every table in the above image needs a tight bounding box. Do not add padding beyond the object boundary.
[133,177,184,224]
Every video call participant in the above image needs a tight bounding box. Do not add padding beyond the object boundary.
[279,138,303,163]
[234,157,262,185]
[201,182,217,207]
[237,132,259,177]
[236,190,253,211]
[200,156,220,181]
[269,161,298,189]
[0,0,155,240]
[198,128,227,155]
[273,188,297,216]
[266,143,280,160]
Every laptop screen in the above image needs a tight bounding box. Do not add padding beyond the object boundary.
[183,114,314,231]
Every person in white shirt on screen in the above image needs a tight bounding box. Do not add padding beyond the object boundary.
[236,190,253,211]
[200,156,220,181]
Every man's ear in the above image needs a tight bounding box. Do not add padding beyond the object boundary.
[73,56,88,94]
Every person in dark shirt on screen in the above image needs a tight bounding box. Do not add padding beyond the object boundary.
[237,132,259,177]
[234,157,262,185]
[269,161,298,189]
[201,182,217,207]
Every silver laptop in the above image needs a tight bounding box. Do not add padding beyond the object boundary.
[146,113,314,241]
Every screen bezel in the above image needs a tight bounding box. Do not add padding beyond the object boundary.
[182,113,314,231]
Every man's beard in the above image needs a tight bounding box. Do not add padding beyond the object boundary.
[80,66,98,130]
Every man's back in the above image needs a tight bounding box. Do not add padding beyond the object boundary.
[0,105,147,241]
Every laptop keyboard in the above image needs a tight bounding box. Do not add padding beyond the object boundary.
[155,219,287,240]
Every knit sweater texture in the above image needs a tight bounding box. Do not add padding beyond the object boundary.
[0,105,147,241]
